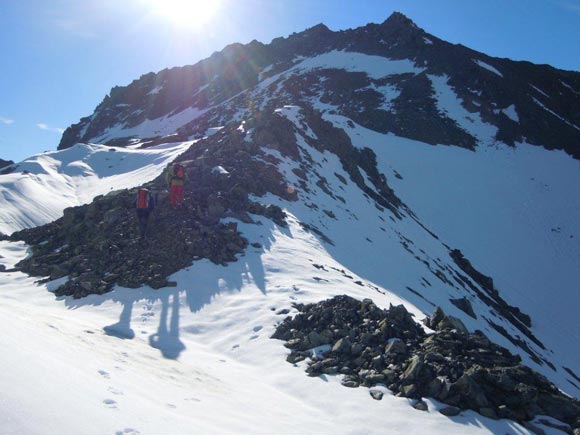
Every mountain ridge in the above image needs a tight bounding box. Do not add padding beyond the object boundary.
[58,12,580,159]
[2,11,580,434]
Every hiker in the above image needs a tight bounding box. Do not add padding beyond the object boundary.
[133,188,155,239]
[166,162,186,207]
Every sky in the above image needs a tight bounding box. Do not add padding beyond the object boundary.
[1,0,579,163]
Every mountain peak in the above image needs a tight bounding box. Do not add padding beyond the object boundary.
[381,11,420,30]
[304,23,332,34]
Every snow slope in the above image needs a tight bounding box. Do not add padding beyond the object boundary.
[0,142,192,235]
[322,112,580,384]
[2,47,580,434]
[0,220,558,435]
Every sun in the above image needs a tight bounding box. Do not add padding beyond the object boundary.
[146,0,222,27]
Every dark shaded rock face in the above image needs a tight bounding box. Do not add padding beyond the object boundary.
[272,296,580,430]
[0,158,14,170]
[58,13,580,160]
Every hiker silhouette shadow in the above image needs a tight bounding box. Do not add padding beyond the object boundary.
[148,289,185,359]
[103,300,135,340]
[59,216,277,360]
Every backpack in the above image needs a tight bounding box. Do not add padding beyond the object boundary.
[136,189,150,209]
[173,163,185,180]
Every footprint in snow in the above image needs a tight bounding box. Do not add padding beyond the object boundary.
[185,397,201,402]
[108,387,124,396]
[250,335,259,340]
[103,399,117,409]
[252,325,263,332]
[98,370,110,379]
[115,429,140,435]
[231,344,240,350]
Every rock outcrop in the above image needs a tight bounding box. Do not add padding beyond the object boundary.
[272,295,580,430]
[0,158,13,171]
[11,123,292,298]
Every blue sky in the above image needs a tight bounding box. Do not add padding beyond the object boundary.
[1,0,579,162]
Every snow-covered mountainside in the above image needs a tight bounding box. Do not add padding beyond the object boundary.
[0,142,190,235]
[1,12,580,435]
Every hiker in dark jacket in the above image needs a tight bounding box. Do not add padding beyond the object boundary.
[133,188,155,239]
[166,162,186,208]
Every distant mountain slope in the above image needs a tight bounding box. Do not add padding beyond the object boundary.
[0,158,13,170]
[0,142,190,235]
[58,13,580,159]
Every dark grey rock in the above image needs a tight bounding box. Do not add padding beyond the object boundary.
[385,338,407,355]
[342,376,360,388]
[402,355,424,382]
[439,406,461,417]
[450,297,477,319]
[413,400,428,412]
[479,407,498,420]
[273,296,580,428]
[332,337,352,354]
[370,390,384,401]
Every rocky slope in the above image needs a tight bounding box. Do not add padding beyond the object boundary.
[58,13,580,159]
[0,158,13,170]
[11,121,291,297]
[273,295,580,433]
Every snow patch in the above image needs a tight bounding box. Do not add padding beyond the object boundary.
[530,84,550,98]
[0,142,192,235]
[93,106,206,143]
[211,166,229,175]
[373,84,401,112]
[532,97,580,131]
[205,126,224,136]
[147,86,163,96]
[560,80,580,95]
[502,104,520,123]
[472,59,503,77]
[429,74,498,145]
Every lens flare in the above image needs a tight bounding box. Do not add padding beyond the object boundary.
[147,0,222,27]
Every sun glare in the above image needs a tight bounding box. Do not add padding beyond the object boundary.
[147,0,222,27]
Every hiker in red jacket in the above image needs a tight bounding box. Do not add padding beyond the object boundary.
[133,188,155,239]
[166,163,186,208]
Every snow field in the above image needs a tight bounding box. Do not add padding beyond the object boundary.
[322,112,580,387]
[0,218,551,434]
[0,141,192,235]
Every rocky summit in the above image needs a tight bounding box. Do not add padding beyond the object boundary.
[273,295,580,432]
[58,13,580,160]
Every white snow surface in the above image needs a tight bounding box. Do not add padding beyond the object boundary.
[429,74,498,145]
[324,113,580,384]
[472,59,503,77]
[292,50,425,79]
[0,111,578,433]
[92,106,206,143]
[502,104,520,123]
[257,50,424,95]
[0,221,553,435]
[0,142,191,235]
